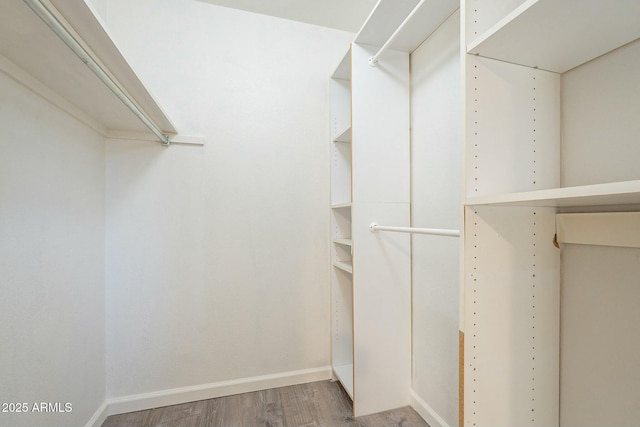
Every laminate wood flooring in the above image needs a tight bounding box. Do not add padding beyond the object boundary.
[101,380,430,427]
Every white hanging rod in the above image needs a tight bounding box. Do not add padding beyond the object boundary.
[23,0,171,146]
[368,0,427,66]
[370,223,460,237]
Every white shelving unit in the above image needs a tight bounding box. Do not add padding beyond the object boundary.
[330,47,354,401]
[0,0,176,141]
[462,0,640,426]
[330,37,413,416]
[329,0,459,419]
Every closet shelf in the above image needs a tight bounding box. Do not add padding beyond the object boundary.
[0,0,176,140]
[333,238,353,247]
[333,261,353,274]
[333,364,354,399]
[332,50,351,80]
[467,180,640,208]
[467,0,640,73]
[333,126,351,143]
[355,0,458,54]
[331,202,352,209]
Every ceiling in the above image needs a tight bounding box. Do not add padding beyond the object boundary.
[197,0,378,33]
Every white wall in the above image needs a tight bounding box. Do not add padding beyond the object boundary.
[100,0,354,399]
[410,10,461,427]
[0,71,106,427]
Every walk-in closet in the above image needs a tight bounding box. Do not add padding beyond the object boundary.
[1,0,639,426]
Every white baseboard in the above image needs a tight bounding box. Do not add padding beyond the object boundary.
[84,401,108,427]
[410,389,451,427]
[96,366,331,422]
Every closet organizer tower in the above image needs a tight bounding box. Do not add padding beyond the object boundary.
[331,0,640,425]
[329,0,459,418]
[462,0,640,426]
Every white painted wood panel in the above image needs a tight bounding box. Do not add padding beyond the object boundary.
[352,202,411,417]
[465,55,560,198]
[331,141,352,206]
[332,49,351,80]
[465,0,525,48]
[331,78,351,142]
[332,265,353,373]
[351,43,410,204]
[560,245,640,427]
[464,206,559,427]
[561,38,640,187]
[410,10,462,427]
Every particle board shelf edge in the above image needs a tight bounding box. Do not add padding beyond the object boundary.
[466,180,640,208]
[467,0,640,73]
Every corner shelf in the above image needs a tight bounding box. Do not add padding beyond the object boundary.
[0,0,176,138]
[466,180,640,208]
[467,0,640,73]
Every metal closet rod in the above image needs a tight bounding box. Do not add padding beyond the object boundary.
[370,223,460,237]
[368,0,427,66]
[23,0,171,146]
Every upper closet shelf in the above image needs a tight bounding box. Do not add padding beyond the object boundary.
[0,0,177,143]
[467,0,640,73]
[355,0,458,54]
[467,180,640,208]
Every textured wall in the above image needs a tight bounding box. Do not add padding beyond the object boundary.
[101,0,353,398]
[0,71,106,427]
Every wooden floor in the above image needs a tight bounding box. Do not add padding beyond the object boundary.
[101,380,430,427]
